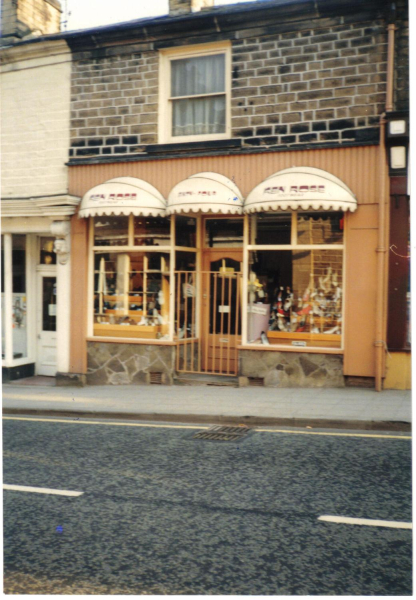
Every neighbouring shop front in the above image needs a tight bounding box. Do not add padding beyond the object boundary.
[67,146,385,388]
[1,214,75,383]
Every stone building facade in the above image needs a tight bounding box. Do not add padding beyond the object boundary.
[69,8,388,158]
[1,0,62,45]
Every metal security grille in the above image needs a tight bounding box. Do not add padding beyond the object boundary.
[193,425,251,442]
[176,270,242,376]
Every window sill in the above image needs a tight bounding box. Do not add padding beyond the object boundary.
[146,139,241,154]
[237,344,344,355]
[86,337,176,346]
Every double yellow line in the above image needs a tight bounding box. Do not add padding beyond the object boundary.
[2,416,411,440]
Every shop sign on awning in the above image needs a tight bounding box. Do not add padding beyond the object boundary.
[167,172,244,215]
[78,177,167,218]
[244,167,357,213]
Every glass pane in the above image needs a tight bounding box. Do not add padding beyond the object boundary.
[12,235,28,358]
[251,213,291,245]
[171,54,225,97]
[172,95,226,137]
[247,249,342,348]
[42,277,57,332]
[94,216,128,246]
[297,212,344,245]
[40,237,57,265]
[205,219,243,248]
[134,216,171,246]
[94,252,170,340]
[176,251,196,271]
[175,216,196,247]
[1,236,4,359]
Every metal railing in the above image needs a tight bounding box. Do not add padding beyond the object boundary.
[175,270,242,376]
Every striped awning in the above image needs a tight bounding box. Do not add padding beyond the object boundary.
[78,177,166,218]
[244,167,357,213]
[167,172,244,215]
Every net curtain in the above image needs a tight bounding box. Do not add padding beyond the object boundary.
[171,54,226,136]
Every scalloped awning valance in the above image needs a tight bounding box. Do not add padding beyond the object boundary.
[78,177,166,218]
[166,172,244,215]
[244,167,357,213]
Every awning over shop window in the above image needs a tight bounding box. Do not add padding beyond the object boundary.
[167,172,244,215]
[244,167,357,213]
[78,177,166,218]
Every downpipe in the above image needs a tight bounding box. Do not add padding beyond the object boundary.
[375,114,388,392]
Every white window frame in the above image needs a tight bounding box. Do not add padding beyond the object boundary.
[158,41,231,144]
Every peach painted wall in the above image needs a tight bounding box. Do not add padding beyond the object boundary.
[69,145,387,378]
[69,213,88,375]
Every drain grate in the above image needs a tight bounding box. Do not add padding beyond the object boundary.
[193,425,251,442]
[248,377,264,387]
[150,372,163,385]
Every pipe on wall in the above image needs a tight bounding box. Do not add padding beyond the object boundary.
[375,115,388,392]
[386,24,396,113]
[374,17,396,391]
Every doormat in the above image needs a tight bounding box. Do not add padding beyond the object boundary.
[192,425,251,442]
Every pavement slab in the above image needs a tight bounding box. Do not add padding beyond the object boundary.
[2,383,411,430]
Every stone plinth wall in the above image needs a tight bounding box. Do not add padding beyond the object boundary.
[240,350,345,387]
[87,342,175,385]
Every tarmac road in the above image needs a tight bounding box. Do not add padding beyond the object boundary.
[3,416,412,595]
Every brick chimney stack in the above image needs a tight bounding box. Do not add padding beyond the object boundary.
[1,0,62,46]
[169,0,215,16]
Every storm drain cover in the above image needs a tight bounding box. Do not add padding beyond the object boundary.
[193,425,251,442]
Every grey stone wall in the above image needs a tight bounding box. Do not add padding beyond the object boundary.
[71,52,158,157]
[231,20,386,148]
[239,350,345,388]
[69,15,387,158]
[394,0,409,112]
[87,342,175,385]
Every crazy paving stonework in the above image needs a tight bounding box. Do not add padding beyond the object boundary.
[240,350,345,387]
[87,342,175,385]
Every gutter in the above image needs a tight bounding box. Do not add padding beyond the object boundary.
[3,0,389,51]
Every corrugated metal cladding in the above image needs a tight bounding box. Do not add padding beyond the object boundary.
[69,145,382,205]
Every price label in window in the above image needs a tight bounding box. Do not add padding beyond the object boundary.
[218,305,230,313]
[248,305,268,316]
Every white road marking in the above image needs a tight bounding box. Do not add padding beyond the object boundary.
[2,416,410,439]
[3,484,84,497]
[2,416,207,430]
[257,428,411,440]
[318,515,412,529]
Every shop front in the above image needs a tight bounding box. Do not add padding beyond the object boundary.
[68,146,385,387]
[1,213,75,383]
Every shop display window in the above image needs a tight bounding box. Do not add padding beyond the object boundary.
[297,212,344,245]
[94,216,129,246]
[175,216,196,247]
[134,216,171,246]
[11,235,28,359]
[247,212,343,348]
[250,214,291,245]
[204,218,243,247]
[40,237,57,265]
[93,251,170,340]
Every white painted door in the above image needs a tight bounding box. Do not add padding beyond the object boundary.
[36,271,57,376]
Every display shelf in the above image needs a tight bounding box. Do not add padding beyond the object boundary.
[93,323,162,339]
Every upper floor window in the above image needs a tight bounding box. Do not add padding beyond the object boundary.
[159,42,231,143]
